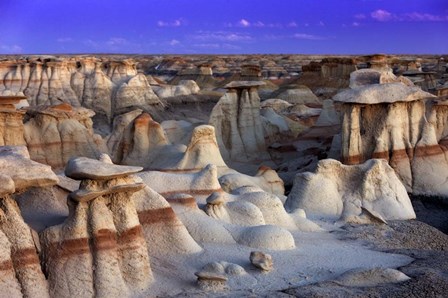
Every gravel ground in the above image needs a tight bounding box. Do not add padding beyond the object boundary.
[274,219,448,298]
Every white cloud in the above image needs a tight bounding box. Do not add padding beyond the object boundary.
[352,22,360,27]
[192,31,253,42]
[253,21,265,27]
[293,33,327,40]
[228,19,285,28]
[404,12,448,22]
[157,18,186,27]
[106,37,130,46]
[169,39,180,46]
[370,9,448,22]
[239,19,250,27]
[318,21,325,26]
[287,21,298,28]
[371,9,393,21]
[83,39,99,49]
[0,44,23,53]
[193,43,220,49]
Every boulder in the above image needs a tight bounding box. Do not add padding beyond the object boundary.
[276,85,320,105]
[250,251,273,271]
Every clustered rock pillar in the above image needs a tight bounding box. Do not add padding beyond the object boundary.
[41,155,153,297]
[0,146,59,298]
[209,81,269,162]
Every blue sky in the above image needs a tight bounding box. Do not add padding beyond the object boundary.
[0,0,447,54]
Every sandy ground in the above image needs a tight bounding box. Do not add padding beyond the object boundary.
[278,220,448,297]
[148,226,413,297]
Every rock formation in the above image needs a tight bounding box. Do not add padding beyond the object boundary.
[24,103,104,169]
[106,109,170,168]
[273,85,321,106]
[218,165,285,196]
[205,187,321,232]
[0,146,59,298]
[334,68,448,196]
[152,80,200,98]
[320,58,357,79]
[0,58,162,122]
[209,81,269,162]
[285,159,416,221]
[167,192,296,250]
[0,96,27,146]
[194,261,248,291]
[141,124,228,173]
[41,156,153,297]
[132,186,203,255]
[138,164,222,204]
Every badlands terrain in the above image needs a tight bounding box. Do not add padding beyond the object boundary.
[0,53,447,297]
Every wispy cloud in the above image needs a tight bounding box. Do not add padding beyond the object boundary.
[354,14,366,19]
[106,37,130,46]
[239,19,250,27]
[191,31,253,42]
[371,9,448,22]
[192,43,241,50]
[83,37,142,52]
[157,18,186,27]
[226,19,284,28]
[83,39,99,49]
[371,9,393,21]
[193,43,220,49]
[0,44,23,53]
[169,39,180,46]
[287,21,298,28]
[293,33,327,40]
[404,12,448,22]
[352,22,360,27]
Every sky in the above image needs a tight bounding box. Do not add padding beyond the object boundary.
[0,0,447,55]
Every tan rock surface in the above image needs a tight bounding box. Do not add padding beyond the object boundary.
[24,104,105,169]
[209,81,269,162]
[0,58,162,121]
[41,157,153,297]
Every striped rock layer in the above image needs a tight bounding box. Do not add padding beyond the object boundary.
[338,83,448,196]
[41,176,153,298]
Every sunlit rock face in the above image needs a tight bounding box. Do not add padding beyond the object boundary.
[0,96,27,146]
[0,146,58,298]
[209,81,270,163]
[0,57,162,122]
[335,68,448,197]
[0,98,104,169]
[285,158,416,221]
[23,103,105,169]
[41,157,153,298]
[106,109,170,168]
